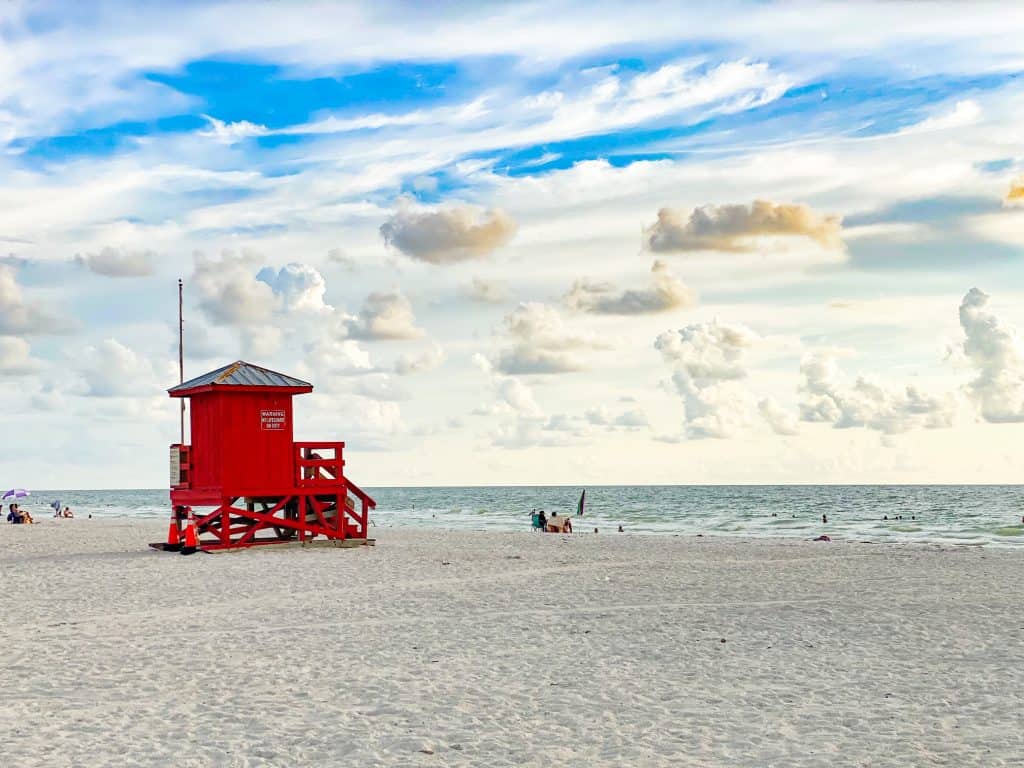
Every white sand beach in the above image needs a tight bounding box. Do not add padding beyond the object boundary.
[1,520,1022,767]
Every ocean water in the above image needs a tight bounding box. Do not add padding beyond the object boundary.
[18,485,1024,547]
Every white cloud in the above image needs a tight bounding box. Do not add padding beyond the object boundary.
[198,115,268,144]
[799,352,955,434]
[76,339,157,398]
[655,319,759,439]
[345,291,424,341]
[461,277,509,304]
[74,246,155,277]
[192,251,278,326]
[304,337,374,378]
[613,408,649,428]
[899,99,981,135]
[564,259,695,315]
[957,287,1024,423]
[496,302,608,375]
[394,342,445,376]
[0,336,42,376]
[240,324,282,359]
[498,377,544,419]
[0,265,64,335]
[758,397,799,436]
[643,199,843,253]
[256,262,330,313]
[380,201,517,264]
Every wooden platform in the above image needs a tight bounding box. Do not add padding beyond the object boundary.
[149,538,375,553]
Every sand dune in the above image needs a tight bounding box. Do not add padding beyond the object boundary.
[1,520,1022,766]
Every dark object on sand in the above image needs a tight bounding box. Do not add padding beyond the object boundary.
[814,534,831,542]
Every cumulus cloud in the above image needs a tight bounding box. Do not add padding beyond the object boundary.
[394,343,445,375]
[758,397,799,436]
[498,377,544,419]
[957,287,1024,422]
[192,251,278,326]
[241,325,282,359]
[77,339,157,397]
[564,260,695,315]
[256,263,329,313]
[461,277,509,304]
[380,202,517,264]
[496,302,608,375]
[304,337,374,378]
[799,352,954,434]
[345,291,424,341]
[643,199,843,253]
[655,320,759,439]
[0,265,64,335]
[74,247,155,277]
[0,336,42,376]
[306,393,406,451]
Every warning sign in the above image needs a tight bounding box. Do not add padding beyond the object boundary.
[260,409,286,431]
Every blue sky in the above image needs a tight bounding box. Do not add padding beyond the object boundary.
[2,1,1024,488]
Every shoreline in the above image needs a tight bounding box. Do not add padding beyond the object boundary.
[4,516,1020,550]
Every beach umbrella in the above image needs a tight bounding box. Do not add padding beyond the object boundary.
[577,488,586,516]
[2,488,30,500]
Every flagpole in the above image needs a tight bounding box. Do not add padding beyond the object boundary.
[178,278,184,444]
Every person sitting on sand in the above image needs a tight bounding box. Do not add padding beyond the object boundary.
[7,504,32,524]
[62,507,73,518]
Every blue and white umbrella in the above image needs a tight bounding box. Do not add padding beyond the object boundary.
[2,488,30,500]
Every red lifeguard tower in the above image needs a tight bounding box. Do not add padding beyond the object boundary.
[155,360,376,552]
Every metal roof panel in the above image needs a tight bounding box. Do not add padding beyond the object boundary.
[169,361,312,393]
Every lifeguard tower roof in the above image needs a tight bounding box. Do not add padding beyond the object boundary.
[169,360,312,397]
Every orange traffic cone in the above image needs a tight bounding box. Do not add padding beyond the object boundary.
[180,510,198,556]
[163,516,182,552]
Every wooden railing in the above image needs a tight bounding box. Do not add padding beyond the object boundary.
[344,477,376,537]
[294,441,345,487]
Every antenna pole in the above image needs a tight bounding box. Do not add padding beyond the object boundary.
[178,278,184,444]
